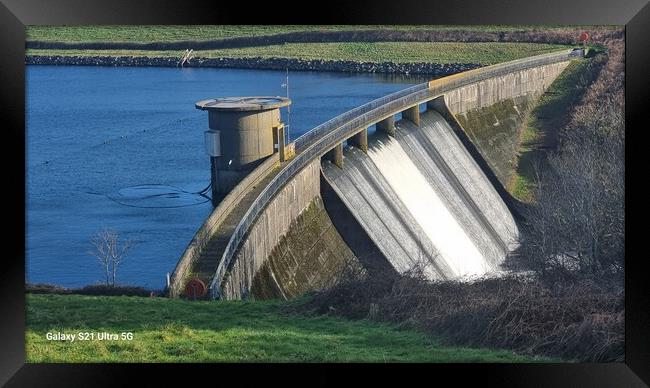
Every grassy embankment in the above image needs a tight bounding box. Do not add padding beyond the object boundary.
[508,53,606,201]
[26,294,548,362]
[26,42,570,66]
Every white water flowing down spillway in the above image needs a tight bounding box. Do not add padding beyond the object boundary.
[321,109,520,280]
[369,137,489,277]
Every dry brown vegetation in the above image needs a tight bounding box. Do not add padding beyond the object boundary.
[302,266,623,362]
[509,36,625,283]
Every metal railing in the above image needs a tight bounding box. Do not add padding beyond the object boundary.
[208,48,580,298]
[293,83,427,150]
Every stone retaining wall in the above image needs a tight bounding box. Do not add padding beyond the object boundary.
[26,55,482,75]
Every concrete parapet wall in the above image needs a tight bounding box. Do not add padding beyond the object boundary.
[220,159,321,300]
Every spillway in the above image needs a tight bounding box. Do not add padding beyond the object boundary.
[321,109,519,280]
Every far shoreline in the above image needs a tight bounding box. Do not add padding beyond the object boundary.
[26,54,484,76]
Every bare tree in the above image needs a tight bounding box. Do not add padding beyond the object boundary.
[88,228,135,286]
[511,88,624,283]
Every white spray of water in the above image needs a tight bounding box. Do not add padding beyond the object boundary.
[367,137,491,278]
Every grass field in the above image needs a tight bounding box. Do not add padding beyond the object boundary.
[26,25,617,43]
[27,42,570,65]
[26,294,548,362]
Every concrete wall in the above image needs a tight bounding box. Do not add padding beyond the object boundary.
[221,159,322,299]
[209,109,279,168]
[444,61,569,115]
[454,95,537,188]
[209,108,281,196]
[250,196,359,300]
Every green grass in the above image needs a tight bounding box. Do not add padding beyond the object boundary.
[26,25,620,43]
[27,42,570,65]
[508,56,603,201]
[26,294,547,362]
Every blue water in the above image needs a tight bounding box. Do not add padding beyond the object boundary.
[26,65,424,289]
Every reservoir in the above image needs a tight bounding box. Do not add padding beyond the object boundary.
[26,65,424,289]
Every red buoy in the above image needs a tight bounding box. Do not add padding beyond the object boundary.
[185,278,206,300]
[579,32,590,42]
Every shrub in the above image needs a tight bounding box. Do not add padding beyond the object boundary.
[25,283,72,294]
[25,283,158,297]
[88,228,135,287]
[303,268,623,362]
[508,37,625,283]
[75,284,153,297]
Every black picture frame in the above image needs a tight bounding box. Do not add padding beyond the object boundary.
[1,0,647,386]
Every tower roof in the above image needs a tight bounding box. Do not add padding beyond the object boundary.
[196,96,291,112]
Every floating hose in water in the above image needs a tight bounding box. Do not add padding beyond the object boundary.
[105,182,212,209]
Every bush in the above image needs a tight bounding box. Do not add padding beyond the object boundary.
[26,283,72,294]
[26,283,158,297]
[507,37,625,283]
[88,228,135,287]
[303,267,623,362]
[75,284,153,297]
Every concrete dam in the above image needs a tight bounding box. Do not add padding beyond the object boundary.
[169,49,583,300]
